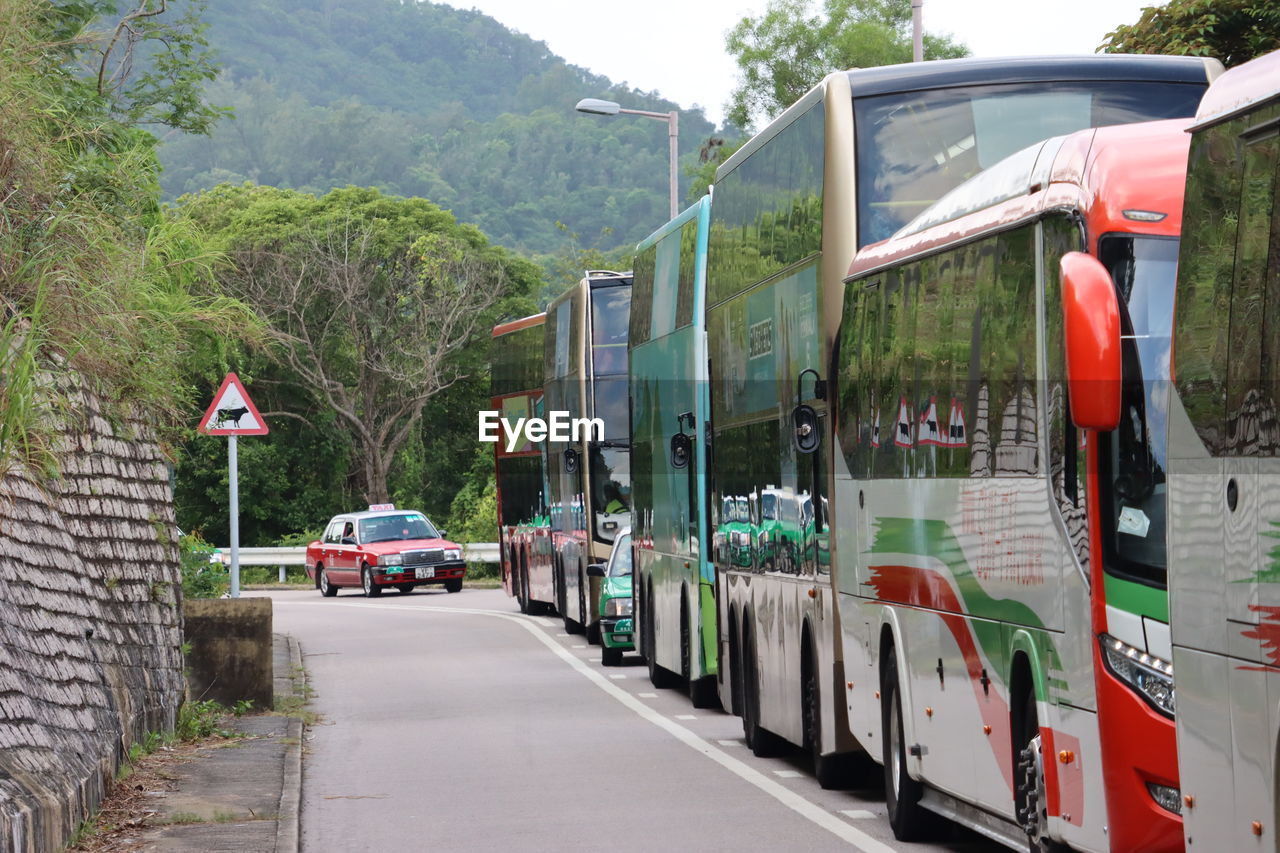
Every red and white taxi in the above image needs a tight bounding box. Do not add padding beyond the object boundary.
[305,506,466,597]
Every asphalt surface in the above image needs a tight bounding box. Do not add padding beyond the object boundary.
[264,588,1005,853]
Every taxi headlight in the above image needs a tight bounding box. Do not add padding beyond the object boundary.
[444,548,462,561]
[604,597,633,617]
[1101,633,1174,717]
[378,554,403,567]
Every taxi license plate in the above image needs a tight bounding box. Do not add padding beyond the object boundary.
[415,567,435,579]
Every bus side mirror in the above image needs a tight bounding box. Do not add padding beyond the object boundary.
[670,433,692,468]
[1060,251,1121,432]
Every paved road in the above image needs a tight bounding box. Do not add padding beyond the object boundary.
[263,588,1004,853]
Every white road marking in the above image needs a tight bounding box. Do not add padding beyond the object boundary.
[717,739,742,747]
[637,692,658,699]
[288,600,898,852]
[675,714,697,720]
[555,633,570,637]
[841,810,878,821]
[608,673,627,680]
[774,770,803,778]
[572,644,587,649]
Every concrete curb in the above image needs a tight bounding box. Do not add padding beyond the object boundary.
[274,634,304,853]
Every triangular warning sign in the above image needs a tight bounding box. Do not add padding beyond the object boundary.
[198,373,269,436]
[945,397,967,448]
[894,396,913,448]
[918,396,943,446]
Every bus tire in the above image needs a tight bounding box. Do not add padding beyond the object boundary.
[1016,688,1069,853]
[805,644,847,789]
[882,650,936,840]
[602,646,623,667]
[743,625,785,757]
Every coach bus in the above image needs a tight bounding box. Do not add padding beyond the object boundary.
[629,196,719,706]
[706,54,1219,807]
[492,313,553,614]
[839,117,1193,852]
[1164,49,1280,851]
[537,270,633,639]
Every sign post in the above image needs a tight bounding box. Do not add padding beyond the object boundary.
[197,373,269,598]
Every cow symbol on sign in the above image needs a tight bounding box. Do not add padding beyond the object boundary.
[216,406,251,428]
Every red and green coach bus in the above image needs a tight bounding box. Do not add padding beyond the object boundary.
[705,52,1218,839]
[1164,48,1280,851]
[839,117,1192,852]
[492,313,553,614]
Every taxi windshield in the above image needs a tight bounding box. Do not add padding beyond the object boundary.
[360,514,439,544]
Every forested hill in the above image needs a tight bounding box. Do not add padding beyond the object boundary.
[158,0,721,254]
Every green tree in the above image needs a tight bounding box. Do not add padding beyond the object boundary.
[0,0,243,476]
[178,184,542,504]
[725,0,969,128]
[1100,0,1280,67]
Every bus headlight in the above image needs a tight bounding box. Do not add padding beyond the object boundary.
[605,597,633,617]
[378,554,403,567]
[1101,633,1174,717]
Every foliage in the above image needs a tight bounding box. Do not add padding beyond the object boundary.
[1100,0,1280,66]
[725,0,969,128]
[175,698,247,740]
[176,184,543,504]
[442,445,499,544]
[152,0,721,254]
[0,0,245,477]
[178,531,227,598]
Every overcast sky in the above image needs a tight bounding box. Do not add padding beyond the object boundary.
[447,0,1161,126]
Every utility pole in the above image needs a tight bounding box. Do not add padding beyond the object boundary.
[912,0,924,63]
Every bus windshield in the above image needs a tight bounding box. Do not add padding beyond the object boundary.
[1099,235,1179,586]
[854,81,1205,243]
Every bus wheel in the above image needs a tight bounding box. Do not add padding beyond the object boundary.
[805,651,847,789]
[517,557,530,614]
[602,646,623,667]
[683,596,718,709]
[882,650,936,840]
[742,626,784,757]
[1016,690,1068,852]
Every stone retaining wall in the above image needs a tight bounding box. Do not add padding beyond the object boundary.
[0,389,183,853]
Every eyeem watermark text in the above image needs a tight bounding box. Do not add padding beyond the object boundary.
[478,411,603,452]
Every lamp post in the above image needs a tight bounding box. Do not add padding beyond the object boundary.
[576,98,679,219]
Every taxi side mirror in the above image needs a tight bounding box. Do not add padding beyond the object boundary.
[587,563,607,578]
[437,529,448,539]
[1060,251,1122,432]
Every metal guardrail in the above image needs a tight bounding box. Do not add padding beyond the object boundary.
[214,543,500,566]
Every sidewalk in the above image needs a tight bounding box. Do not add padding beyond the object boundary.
[136,633,304,853]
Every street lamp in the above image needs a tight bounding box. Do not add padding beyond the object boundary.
[576,97,679,219]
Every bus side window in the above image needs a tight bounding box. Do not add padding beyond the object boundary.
[1042,214,1090,566]
[1226,128,1280,454]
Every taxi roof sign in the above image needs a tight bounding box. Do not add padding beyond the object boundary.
[197,373,269,436]
[368,503,395,511]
